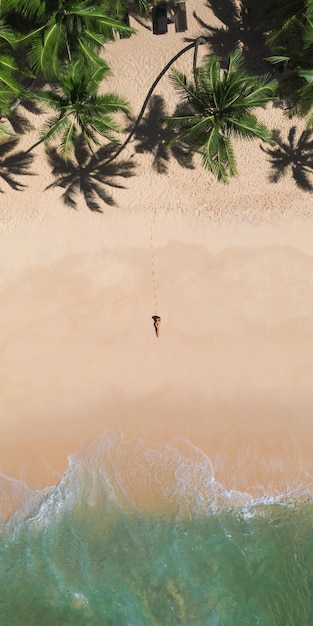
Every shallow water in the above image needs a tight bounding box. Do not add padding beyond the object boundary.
[1,431,313,625]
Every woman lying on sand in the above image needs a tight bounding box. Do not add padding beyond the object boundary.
[152,315,161,337]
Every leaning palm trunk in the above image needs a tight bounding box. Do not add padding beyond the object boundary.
[162,50,278,182]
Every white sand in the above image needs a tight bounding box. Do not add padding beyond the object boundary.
[1,1,313,509]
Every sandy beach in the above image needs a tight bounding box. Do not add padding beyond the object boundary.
[2,0,313,517]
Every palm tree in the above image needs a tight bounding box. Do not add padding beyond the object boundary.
[104,38,207,163]
[265,0,313,124]
[290,0,313,125]
[28,60,130,155]
[161,50,278,182]
[0,55,23,114]
[3,0,134,77]
[265,0,309,73]
[0,19,28,136]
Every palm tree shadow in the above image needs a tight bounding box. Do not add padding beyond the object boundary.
[8,111,34,135]
[45,137,136,212]
[261,127,313,191]
[191,0,272,73]
[127,0,152,31]
[190,0,240,64]
[128,94,195,173]
[0,138,34,192]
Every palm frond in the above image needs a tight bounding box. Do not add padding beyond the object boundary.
[201,133,237,182]
[59,121,78,156]
[15,25,45,45]
[266,55,291,65]
[83,30,108,46]
[228,113,275,144]
[11,0,45,22]
[303,16,313,46]
[27,24,60,76]
[226,50,244,77]
[88,117,121,142]
[77,39,109,69]
[0,62,21,94]
[40,115,71,143]
[169,69,197,102]
[235,80,278,109]
[161,114,197,131]
[87,63,112,91]
[33,89,67,110]
[0,21,18,48]
[74,6,133,29]
[299,68,313,83]
[94,92,130,114]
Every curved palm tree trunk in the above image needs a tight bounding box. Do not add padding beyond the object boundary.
[104,36,208,164]
[25,137,44,154]
[193,37,206,88]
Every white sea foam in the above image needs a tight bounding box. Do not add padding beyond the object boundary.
[2,429,313,526]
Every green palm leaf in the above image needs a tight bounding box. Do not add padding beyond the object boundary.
[0,20,18,48]
[9,0,45,22]
[27,23,60,75]
[228,114,275,143]
[162,50,277,182]
[0,58,21,94]
[89,116,121,142]
[40,115,70,143]
[60,122,78,156]
[299,68,313,83]
[77,39,109,69]
[95,93,130,113]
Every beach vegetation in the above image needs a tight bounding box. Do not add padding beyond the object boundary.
[265,0,313,128]
[1,0,134,78]
[28,59,130,156]
[161,51,277,183]
[0,0,134,154]
[1,0,313,204]
[0,18,29,133]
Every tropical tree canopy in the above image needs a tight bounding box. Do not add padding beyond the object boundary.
[162,50,277,182]
[265,0,313,126]
[31,59,130,155]
[0,18,26,119]
[2,0,135,77]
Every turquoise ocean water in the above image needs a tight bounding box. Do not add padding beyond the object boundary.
[1,430,313,625]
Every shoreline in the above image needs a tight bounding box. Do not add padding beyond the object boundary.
[1,0,313,515]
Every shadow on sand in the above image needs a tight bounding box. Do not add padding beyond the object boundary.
[0,138,34,192]
[127,94,195,173]
[262,126,313,192]
[45,137,136,212]
[188,0,272,74]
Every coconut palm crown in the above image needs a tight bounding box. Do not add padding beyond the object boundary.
[31,60,130,155]
[162,50,278,182]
